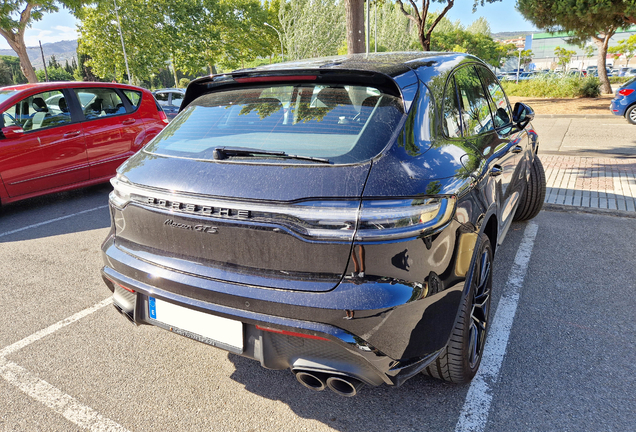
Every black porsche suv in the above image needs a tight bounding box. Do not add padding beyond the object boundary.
[101,52,545,396]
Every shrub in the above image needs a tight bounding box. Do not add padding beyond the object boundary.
[578,77,601,98]
[178,78,190,88]
[610,76,632,84]
[35,67,74,82]
[501,74,602,98]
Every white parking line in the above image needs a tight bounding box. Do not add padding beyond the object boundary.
[0,205,108,239]
[0,298,129,432]
[0,358,129,432]
[455,221,539,432]
[0,298,113,358]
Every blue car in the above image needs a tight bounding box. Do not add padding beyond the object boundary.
[610,77,636,124]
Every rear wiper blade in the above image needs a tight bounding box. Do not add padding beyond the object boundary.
[213,146,331,164]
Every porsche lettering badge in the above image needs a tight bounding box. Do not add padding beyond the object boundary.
[145,196,251,219]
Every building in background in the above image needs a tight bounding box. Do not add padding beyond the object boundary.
[526,26,636,71]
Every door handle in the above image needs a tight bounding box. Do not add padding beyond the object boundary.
[511,145,523,154]
[490,165,503,177]
[122,118,136,125]
[63,131,81,138]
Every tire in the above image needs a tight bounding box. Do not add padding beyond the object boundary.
[424,234,493,383]
[513,156,546,221]
[626,105,636,125]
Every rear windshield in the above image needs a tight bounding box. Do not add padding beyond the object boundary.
[144,84,404,164]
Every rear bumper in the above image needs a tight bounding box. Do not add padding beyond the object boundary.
[100,218,474,387]
[609,97,630,116]
[101,262,442,387]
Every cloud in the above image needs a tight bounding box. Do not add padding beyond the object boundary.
[23,25,77,47]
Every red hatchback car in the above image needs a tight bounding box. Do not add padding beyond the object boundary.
[0,82,167,205]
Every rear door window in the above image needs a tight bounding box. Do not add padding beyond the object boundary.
[144,84,404,164]
[75,88,126,120]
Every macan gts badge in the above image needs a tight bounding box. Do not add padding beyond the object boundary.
[101,52,545,396]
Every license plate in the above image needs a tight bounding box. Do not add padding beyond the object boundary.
[148,296,243,353]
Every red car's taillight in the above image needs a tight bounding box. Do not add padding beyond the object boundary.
[618,88,634,96]
[158,109,169,124]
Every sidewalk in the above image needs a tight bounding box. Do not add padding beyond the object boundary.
[541,155,636,212]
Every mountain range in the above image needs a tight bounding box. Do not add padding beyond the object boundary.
[0,40,78,70]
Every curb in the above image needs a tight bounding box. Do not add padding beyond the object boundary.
[543,203,636,219]
[534,114,616,119]
[540,151,636,158]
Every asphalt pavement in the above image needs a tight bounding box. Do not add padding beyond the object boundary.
[1,115,635,431]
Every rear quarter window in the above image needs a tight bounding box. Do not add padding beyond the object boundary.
[123,90,142,109]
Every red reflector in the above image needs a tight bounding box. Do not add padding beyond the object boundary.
[618,88,634,96]
[235,75,317,83]
[117,283,135,293]
[256,325,329,341]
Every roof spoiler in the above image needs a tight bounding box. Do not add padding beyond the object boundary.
[179,69,406,114]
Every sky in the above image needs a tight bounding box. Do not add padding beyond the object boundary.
[0,1,538,51]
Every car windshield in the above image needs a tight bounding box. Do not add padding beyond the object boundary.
[144,84,404,164]
[0,90,18,106]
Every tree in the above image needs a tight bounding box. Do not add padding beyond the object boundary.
[519,49,533,70]
[279,0,345,60]
[36,66,73,81]
[430,18,514,68]
[78,0,273,81]
[345,0,365,53]
[0,54,25,84]
[395,0,501,51]
[48,54,60,69]
[74,51,98,81]
[466,16,490,36]
[372,1,419,52]
[78,0,168,83]
[0,58,12,85]
[0,1,83,83]
[554,46,576,70]
[608,34,636,66]
[517,0,634,93]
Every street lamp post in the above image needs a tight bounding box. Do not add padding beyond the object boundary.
[516,48,523,84]
[113,0,131,84]
[264,22,284,62]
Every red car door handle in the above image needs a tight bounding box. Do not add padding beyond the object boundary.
[63,131,81,138]
[122,118,136,125]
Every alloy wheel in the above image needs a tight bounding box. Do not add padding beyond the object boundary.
[468,248,492,369]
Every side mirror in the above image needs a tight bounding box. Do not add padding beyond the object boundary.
[1,125,24,139]
[512,102,534,130]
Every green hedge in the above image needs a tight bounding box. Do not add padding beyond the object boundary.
[501,75,601,98]
[610,76,631,84]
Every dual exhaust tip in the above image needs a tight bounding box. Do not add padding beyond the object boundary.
[294,370,365,397]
